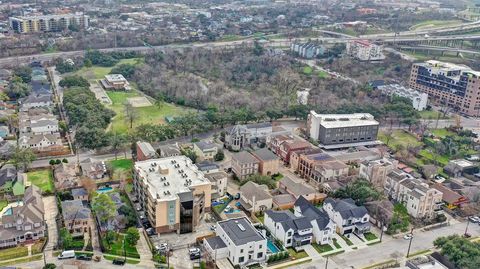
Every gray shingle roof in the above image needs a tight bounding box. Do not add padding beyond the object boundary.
[205,236,227,249]
[324,198,368,219]
[71,188,88,197]
[252,148,279,162]
[61,200,91,220]
[232,151,259,164]
[240,181,271,202]
[195,141,217,151]
[218,217,264,246]
[279,176,316,196]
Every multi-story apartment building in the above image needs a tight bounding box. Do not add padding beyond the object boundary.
[9,13,89,33]
[231,151,259,180]
[290,42,325,59]
[409,60,480,116]
[203,217,267,266]
[0,185,45,248]
[377,84,429,111]
[385,170,443,219]
[307,111,379,148]
[133,156,212,234]
[359,159,398,189]
[346,40,385,61]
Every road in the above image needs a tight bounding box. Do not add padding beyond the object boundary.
[296,220,480,269]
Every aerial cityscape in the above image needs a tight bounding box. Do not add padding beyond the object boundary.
[0,0,479,269]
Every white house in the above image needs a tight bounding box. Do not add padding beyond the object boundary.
[20,94,52,111]
[19,133,61,150]
[294,196,336,245]
[264,210,313,249]
[204,217,267,266]
[323,198,370,235]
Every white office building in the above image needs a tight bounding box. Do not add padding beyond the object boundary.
[346,40,385,61]
[378,84,429,111]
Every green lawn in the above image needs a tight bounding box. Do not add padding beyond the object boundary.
[0,200,7,212]
[287,248,309,259]
[72,58,143,82]
[318,70,329,79]
[340,235,353,246]
[379,130,423,151]
[363,232,378,241]
[410,20,464,30]
[303,66,313,75]
[26,169,54,193]
[430,129,455,139]
[312,243,334,253]
[332,238,341,249]
[0,246,29,260]
[418,149,450,166]
[102,234,139,258]
[109,159,133,171]
[106,90,189,133]
[419,110,449,120]
[0,255,42,267]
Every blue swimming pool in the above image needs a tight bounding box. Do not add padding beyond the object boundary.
[3,207,12,216]
[97,186,113,193]
[267,240,280,254]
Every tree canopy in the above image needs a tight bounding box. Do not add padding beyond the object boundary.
[59,75,90,88]
[91,193,117,224]
[434,235,480,269]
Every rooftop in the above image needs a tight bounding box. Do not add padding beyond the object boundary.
[232,151,259,164]
[279,176,316,196]
[134,156,210,202]
[310,111,379,128]
[252,148,279,162]
[105,74,128,82]
[217,217,265,246]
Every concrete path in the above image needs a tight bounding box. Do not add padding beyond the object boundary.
[43,195,59,259]
[137,228,154,268]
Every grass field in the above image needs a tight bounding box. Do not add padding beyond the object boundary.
[430,128,455,138]
[0,246,29,260]
[102,234,139,258]
[419,110,449,120]
[363,232,378,241]
[287,248,309,259]
[106,90,188,133]
[26,169,54,193]
[410,20,464,30]
[72,58,143,82]
[312,243,334,253]
[378,130,423,151]
[0,200,7,212]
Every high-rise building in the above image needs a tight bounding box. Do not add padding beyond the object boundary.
[346,40,385,61]
[133,156,211,234]
[409,60,480,116]
[9,13,89,33]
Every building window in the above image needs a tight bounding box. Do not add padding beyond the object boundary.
[239,257,245,263]
[257,253,263,259]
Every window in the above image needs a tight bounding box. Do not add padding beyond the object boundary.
[239,257,245,263]
[240,249,244,253]
[257,253,263,259]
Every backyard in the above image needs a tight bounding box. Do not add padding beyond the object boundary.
[26,169,54,194]
[106,90,189,133]
[0,245,28,260]
[102,233,139,258]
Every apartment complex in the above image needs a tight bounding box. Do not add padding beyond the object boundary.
[231,151,259,180]
[377,84,429,111]
[409,60,480,116]
[385,170,443,219]
[346,40,385,61]
[133,156,211,234]
[290,42,324,59]
[307,111,379,148]
[359,159,398,189]
[9,13,89,33]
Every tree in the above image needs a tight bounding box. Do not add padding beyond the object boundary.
[125,227,140,246]
[108,132,127,160]
[181,148,197,163]
[59,75,90,88]
[59,228,73,249]
[43,263,56,269]
[11,146,36,171]
[124,103,139,129]
[434,235,480,269]
[6,76,31,99]
[49,159,56,166]
[110,64,136,79]
[105,230,117,247]
[13,66,32,83]
[333,179,381,205]
[80,178,97,196]
[91,193,116,224]
[214,150,225,161]
[62,158,68,163]
[75,127,109,150]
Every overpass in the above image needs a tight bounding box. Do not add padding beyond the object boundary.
[398,45,480,57]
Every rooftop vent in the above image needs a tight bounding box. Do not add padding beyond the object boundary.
[237,223,246,232]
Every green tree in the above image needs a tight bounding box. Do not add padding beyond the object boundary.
[333,179,381,205]
[6,76,31,99]
[59,75,90,88]
[105,230,117,247]
[91,193,117,224]
[181,148,197,163]
[125,227,140,246]
[75,127,109,150]
[11,146,36,171]
[13,66,32,83]
[108,132,127,160]
[110,64,136,79]
[43,263,57,269]
[214,150,225,161]
[434,235,480,269]
[59,228,73,249]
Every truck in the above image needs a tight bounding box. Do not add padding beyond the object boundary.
[58,250,76,259]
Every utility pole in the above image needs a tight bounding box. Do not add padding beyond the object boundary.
[325,255,329,269]
[464,217,470,236]
[406,228,414,258]
[380,219,385,242]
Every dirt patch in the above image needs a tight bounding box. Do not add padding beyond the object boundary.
[127,96,152,107]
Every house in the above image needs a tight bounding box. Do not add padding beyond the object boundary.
[272,194,297,210]
[294,196,336,244]
[364,200,394,228]
[20,94,52,111]
[19,113,59,135]
[251,148,280,176]
[53,162,80,190]
[100,74,130,90]
[19,133,62,151]
[225,123,280,151]
[203,217,267,266]
[196,161,220,174]
[158,144,181,158]
[432,183,469,209]
[205,171,228,198]
[323,198,370,235]
[97,192,128,232]
[264,210,313,249]
[290,148,324,172]
[80,158,107,180]
[0,167,17,192]
[278,176,321,203]
[385,170,443,219]
[231,151,259,180]
[359,159,397,189]
[0,185,46,248]
[239,181,272,213]
[311,160,349,185]
[193,141,218,161]
[444,159,477,177]
[136,141,157,161]
[277,139,311,164]
[71,188,89,202]
[61,200,91,236]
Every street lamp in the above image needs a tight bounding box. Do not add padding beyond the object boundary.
[464,217,470,237]
[406,228,414,258]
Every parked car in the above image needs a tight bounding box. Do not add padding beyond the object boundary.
[224,206,232,213]
[189,247,201,260]
[403,234,413,240]
[468,216,480,223]
[155,243,168,253]
[234,193,241,200]
[58,250,75,259]
[113,258,126,265]
[210,225,216,231]
[76,254,92,261]
[146,227,157,236]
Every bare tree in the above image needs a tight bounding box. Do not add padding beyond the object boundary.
[123,102,139,129]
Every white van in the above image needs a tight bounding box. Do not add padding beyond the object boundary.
[58,250,76,259]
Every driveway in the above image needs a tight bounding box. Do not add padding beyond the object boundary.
[42,196,59,257]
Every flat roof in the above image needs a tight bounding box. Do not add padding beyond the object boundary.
[134,156,210,202]
[217,217,265,246]
[105,74,127,82]
[310,111,379,128]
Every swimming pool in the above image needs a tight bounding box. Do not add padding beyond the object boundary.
[3,207,12,216]
[267,240,280,254]
[97,186,113,193]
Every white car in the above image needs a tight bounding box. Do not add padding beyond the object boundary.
[468,216,480,223]
[403,234,413,240]
[155,243,168,252]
